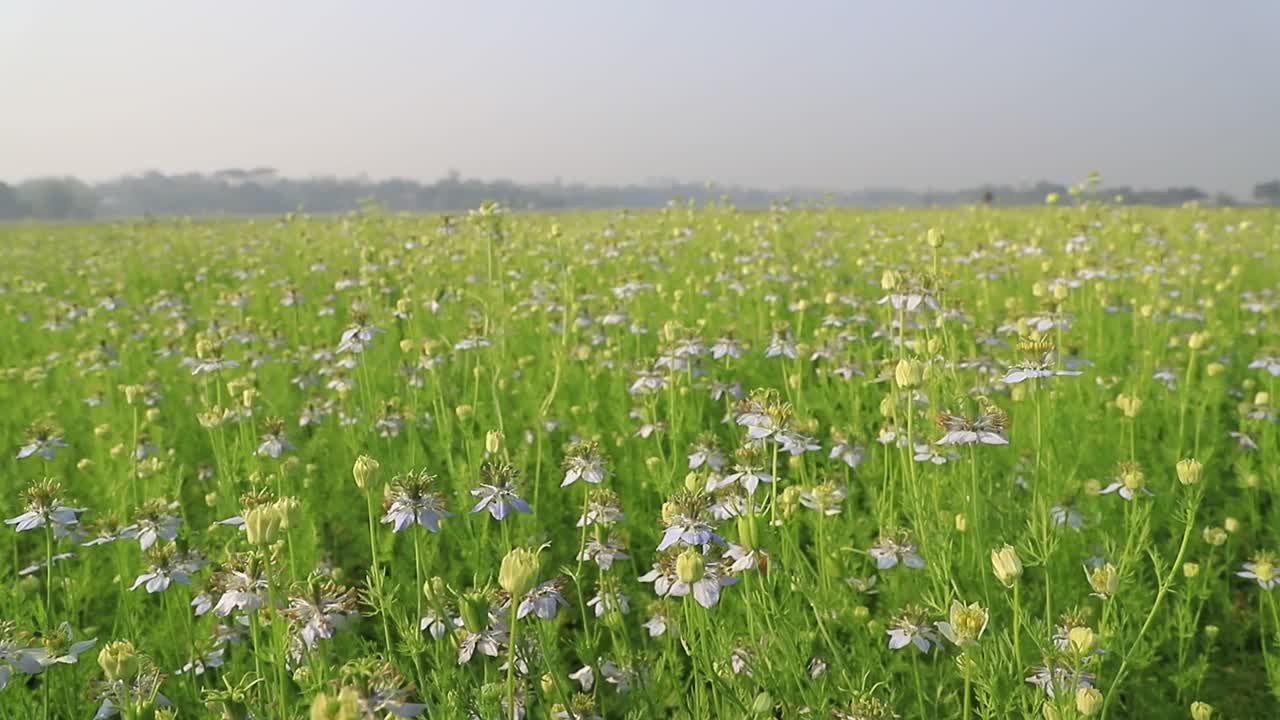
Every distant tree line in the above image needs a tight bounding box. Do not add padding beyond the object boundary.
[1,169,1277,220]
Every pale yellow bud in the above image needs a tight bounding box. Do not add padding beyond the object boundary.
[676,548,705,584]
[926,228,944,248]
[1176,458,1202,486]
[1183,562,1200,578]
[1115,393,1143,418]
[1087,563,1119,597]
[991,545,1023,586]
[1076,687,1104,716]
[1224,517,1239,533]
[1190,701,1214,720]
[455,404,474,421]
[352,454,379,490]
[894,359,923,389]
[1068,626,1098,656]
[498,547,540,597]
[485,430,503,455]
[97,640,139,683]
[244,504,283,546]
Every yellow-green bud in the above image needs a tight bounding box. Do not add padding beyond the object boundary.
[1183,562,1200,578]
[1203,526,1227,546]
[1076,687,1104,716]
[1176,458,1202,486]
[1190,701,1213,720]
[926,228,944,248]
[1203,625,1219,640]
[498,547,540,597]
[423,576,446,602]
[1187,331,1209,350]
[244,504,282,546]
[1087,563,1119,597]
[750,691,774,715]
[894,358,923,390]
[1224,517,1239,533]
[1115,393,1142,418]
[352,454,379,490]
[455,404,474,421]
[736,513,760,550]
[459,591,491,633]
[97,640,138,683]
[1068,626,1098,656]
[676,548,705,584]
[991,545,1023,587]
[485,430,503,455]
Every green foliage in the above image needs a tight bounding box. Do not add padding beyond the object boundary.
[0,201,1277,718]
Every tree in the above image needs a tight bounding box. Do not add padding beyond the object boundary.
[1253,180,1280,205]
[0,182,25,219]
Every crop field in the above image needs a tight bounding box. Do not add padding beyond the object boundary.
[1,201,1278,719]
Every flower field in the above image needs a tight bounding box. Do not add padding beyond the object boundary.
[1,200,1277,719]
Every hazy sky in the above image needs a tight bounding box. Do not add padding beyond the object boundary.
[3,1,1278,195]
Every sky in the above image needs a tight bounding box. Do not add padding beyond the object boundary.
[2,1,1278,196]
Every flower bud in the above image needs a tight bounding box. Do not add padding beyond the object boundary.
[1190,701,1213,720]
[676,548,705,584]
[1115,393,1143,418]
[1076,687,1104,716]
[97,640,138,683]
[1203,625,1219,640]
[1183,562,1200,578]
[1203,527,1227,546]
[244,504,282,546]
[122,384,143,405]
[1224,517,1239,533]
[750,691,774,716]
[423,576,446,603]
[498,547,540,598]
[894,359,923,390]
[455,404,474,421]
[1187,331,1209,350]
[991,545,1023,587]
[1087,563,1119,597]
[1068,626,1098,656]
[1176,458,1202,486]
[485,430,503,455]
[736,513,760,550]
[352,454,379,489]
[926,228,944,248]
[459,591,491,633]
[1206,362,1224,377]
[880,269,899,291]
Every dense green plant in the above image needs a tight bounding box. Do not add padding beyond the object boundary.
[0,199,1276,718]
